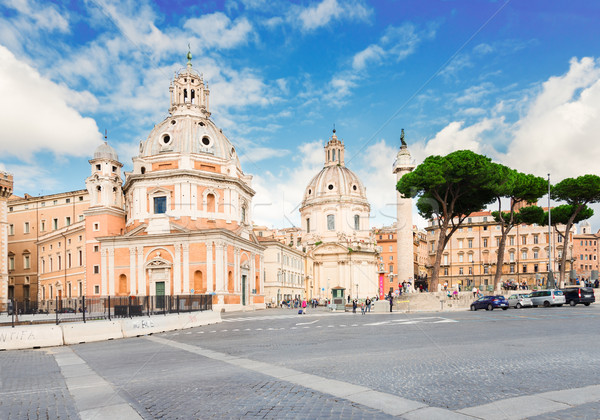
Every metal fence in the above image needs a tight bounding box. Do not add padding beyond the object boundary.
[1,294,213,327]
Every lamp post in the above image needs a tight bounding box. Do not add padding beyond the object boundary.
[548,173,554,289]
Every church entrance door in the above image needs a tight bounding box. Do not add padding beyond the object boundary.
[242,275,247,306]
[156,281,165,309]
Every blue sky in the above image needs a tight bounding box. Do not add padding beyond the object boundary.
[2,0,600,230]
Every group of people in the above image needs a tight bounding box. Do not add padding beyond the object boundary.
[351,297,375,314]
[576,278,599,288]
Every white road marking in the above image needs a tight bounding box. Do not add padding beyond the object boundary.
[296,320,319,326]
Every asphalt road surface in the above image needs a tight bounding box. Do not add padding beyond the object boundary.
[1,305,599,419]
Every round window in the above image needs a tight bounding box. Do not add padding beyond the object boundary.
[162,134,171,144]
[199,122,205,127]
[202,136,210,146]
[353,185,357,191]
[328,184,334,190]
[170,120,176,125]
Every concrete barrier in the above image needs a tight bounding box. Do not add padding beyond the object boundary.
[0,325,63,350]
[121,313,184,338]
[61,320,123,345]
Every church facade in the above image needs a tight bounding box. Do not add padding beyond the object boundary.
[300,130,379,300]
[30,55,265,312]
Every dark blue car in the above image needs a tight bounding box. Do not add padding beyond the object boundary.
[470,295,509,311]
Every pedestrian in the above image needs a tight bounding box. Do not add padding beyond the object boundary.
[301,299,307,314]
[360,301,366,315]
[347,295,351,304]
[452,289,458,300]
[365,297,371,312]
[472,286,477,298]
[388,294,393,312]
[352,299,357,313]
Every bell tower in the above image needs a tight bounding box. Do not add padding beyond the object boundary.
[323,128,345,167]
[169,49,210,118]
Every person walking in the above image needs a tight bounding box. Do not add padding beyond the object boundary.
[388,294,393,312]
[301,299,307,314]
[365,297,372,312]
[360,300,366,315]
[352,299,357,313]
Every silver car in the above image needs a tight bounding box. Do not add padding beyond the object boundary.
[507,293,533,309]
[529,289,566,307]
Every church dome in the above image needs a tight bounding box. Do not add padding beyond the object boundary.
[303,165,368,205]
[139,115,239,166]
[93,142,119,162]
[301,130,368,207]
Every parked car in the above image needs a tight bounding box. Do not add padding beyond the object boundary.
[561,287,595,306]
[507,293,533,309]
[470,295,509,311]
[529,290,566,307]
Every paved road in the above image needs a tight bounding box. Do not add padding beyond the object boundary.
[1,305,600,419]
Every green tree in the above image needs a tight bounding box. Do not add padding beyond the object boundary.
[542,203,595,287]
[490,167,547,291]
[546,175,600,287]
[397,150,499,291]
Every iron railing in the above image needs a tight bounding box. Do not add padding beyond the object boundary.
[1,294,213,328]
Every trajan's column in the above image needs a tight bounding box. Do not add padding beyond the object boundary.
[0,172,13,312]
[392,130,415,290]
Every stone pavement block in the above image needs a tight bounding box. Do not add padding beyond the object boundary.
[65,373,107,389]
[457,395,571,419]
[348,389,427,416]
[402,406,479,419]
[79,402,142,420]
[538,384,600,406]
[309,378,371,398]
[60,363,96,378]
[70,383,120,411]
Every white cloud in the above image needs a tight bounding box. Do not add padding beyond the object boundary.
[411,118,502,160]
[4,0,69,33]
[252,140,324,227]
[184,12,254,49]
[240,147,290,163]
[0,45,101,160]
[295,0,372,32]
[503,57,600,180]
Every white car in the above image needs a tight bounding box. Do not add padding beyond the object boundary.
[507,293,533,309]
[529,290,566,307]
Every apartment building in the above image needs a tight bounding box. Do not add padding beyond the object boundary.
[6,190,89,308]
[425,211,574,291]
[259,237,306,305]
[572,221,599,282]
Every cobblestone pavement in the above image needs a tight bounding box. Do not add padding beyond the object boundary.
[0,305,599,419]
[0,349,79,419]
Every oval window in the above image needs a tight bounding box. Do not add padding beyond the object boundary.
[202,136,210,146]
[162,134,171,144]
[353,185,357,191]
[308,189,312,195]
[171,120,176,125]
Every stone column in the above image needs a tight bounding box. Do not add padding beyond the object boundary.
[174,243,181,295]
[129,247,137,295]
[393,140,416,290]
[137,246,145,296]
[234,247,240,292]
[108,248,115,296]
[206,242,214,293]
[182,243,190,294]
[215,242,225,292]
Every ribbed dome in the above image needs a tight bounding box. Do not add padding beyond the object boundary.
[302,165,368,205]
[139,115,241,168]
[93,142,119,162]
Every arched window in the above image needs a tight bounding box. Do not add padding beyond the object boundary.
[141,167,146,174]
[206,193,215,213]
[327,215,335,231]
[332,149,336,161]
[241,206,246,224]
[191,89,195,104]
[354,214,360,230]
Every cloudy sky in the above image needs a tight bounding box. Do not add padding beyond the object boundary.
[1,0,600,230]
